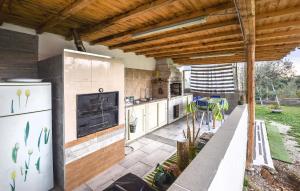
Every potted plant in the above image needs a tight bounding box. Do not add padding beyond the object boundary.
[270,103,282,113]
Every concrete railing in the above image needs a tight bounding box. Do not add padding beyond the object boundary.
[168,105,248,191]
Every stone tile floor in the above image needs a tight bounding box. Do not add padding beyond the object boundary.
[74,117,224,191]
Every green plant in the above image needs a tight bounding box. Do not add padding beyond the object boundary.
[10,170,16,191]
[270,104,281,110]
[24,121,30,146]
[296,90,300,98]
[12,143,19,163]
[25,89,30,107]
[208,98,229,121]
[184,102,201,160]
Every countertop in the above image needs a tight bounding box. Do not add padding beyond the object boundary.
[125,93,193,108]
[125,97,168,108]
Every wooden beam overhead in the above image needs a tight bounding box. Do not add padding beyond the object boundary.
[136,38,244,55]
[256,5,300,20]
[108,18,300,53]
[36,0,92,34]
[171,49,289,60]
[89,3,236,44]
[111,28,241,50]
[257,19,300,31]
[122,30,242,52]
[136,35,299,56]
[145,43,297,58]
[174,55,280,65]
[0,0,6,25]
[125,28,300,53]
[145,44,245,57]
[80,0,179,39]
[133,37,244,54]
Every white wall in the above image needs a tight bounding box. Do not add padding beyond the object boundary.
[208,105,248,191]
[0,23,156,70]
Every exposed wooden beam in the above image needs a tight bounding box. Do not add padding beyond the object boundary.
[125,28,300,53]
[0,0,6,25]
[171,49,289,60]
[135,37,243,54]
[89,3,235,44]
[108,8,300,50]
[257,5,300,20]
[111,19,300,54]
[36,0,92,34]
[137,33,300,56]
[145,43,298,58]
[257,19,300,31]
[112,28,241,50]
[174,55,279,65]
[256,36,300,46]
[146,44,245,57]
[136,38,244,55]
[80,0,178,39]
[123,31,242,52]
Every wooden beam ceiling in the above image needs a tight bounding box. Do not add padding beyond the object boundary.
[110,6,300,49]
[150,44,297,59]
[0,0,6,25]
[135,34,300,57]
[89,2,235,44]
[124,28,300,54]
[256,5,300,20]
[79,0,179,39]
[36,0,93,34]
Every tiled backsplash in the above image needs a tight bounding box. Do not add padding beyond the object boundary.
[125,68,154,99]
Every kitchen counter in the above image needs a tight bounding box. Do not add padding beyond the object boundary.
[125,97,168,108]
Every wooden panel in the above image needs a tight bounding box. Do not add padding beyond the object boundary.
[65,139,125,190]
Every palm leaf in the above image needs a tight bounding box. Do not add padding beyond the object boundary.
[35,157,40,173]
[12,148,17,163]
[24,122,30,146]
[38,128,43,151]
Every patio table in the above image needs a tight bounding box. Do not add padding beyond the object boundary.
[197,97,229,129]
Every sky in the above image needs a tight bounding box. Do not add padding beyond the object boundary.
[285,48,300,75]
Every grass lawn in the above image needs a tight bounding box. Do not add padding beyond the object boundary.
[256,105,300,147]
[265,122,292,163]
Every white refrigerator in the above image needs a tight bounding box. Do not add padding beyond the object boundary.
[0,83,53,191]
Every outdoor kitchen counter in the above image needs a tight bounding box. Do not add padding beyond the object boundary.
[125,97,168,108]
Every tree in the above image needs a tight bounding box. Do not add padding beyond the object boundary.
[255,59,295,102]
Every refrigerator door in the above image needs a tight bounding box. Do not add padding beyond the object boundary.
[0,83,51,117]
[0,110,53,191]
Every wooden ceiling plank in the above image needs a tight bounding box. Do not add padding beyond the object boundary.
[36,0,92,34]
[122,30,242,52]
[145,43,298,58]
[80,0,179,39]
[257,5,300,20]
[109,17,300,52]
[0,0,6,25]
[135,33,300,56]
[257,20,300,31]
[135,38,244,55]
[89,2,235,44]
[124,28,300,53]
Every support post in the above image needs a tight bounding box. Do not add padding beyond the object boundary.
[246,36,255,169]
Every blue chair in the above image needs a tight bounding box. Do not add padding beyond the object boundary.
[210,95,221,98]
